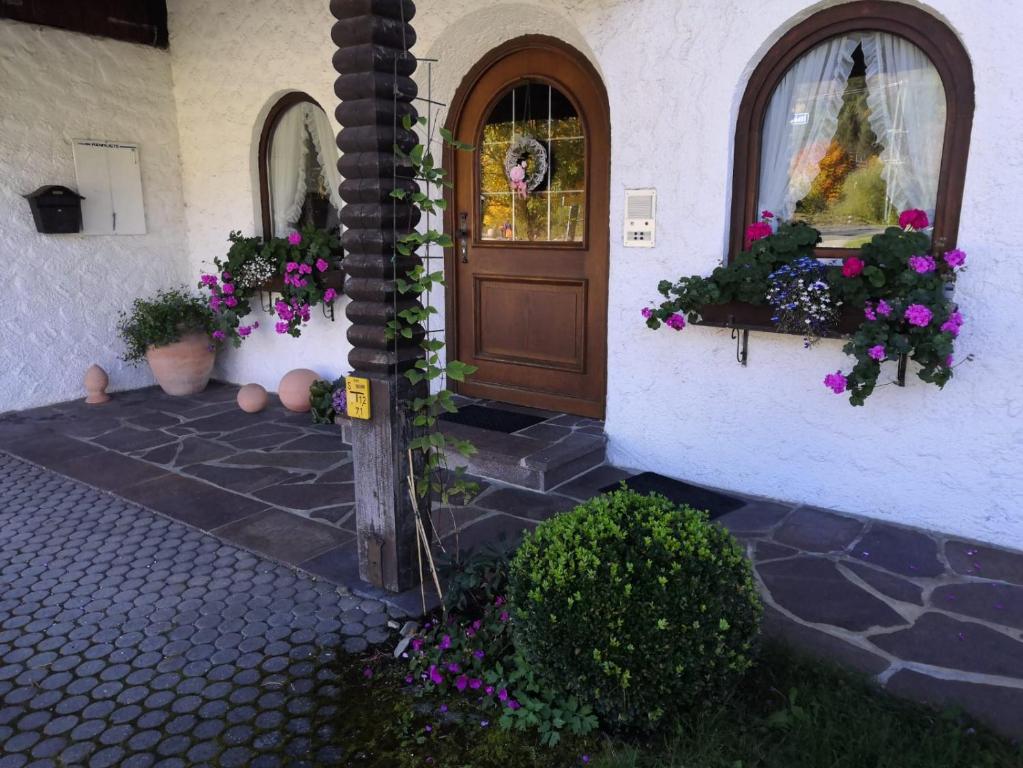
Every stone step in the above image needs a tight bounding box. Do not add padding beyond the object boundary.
[438,419,606,492]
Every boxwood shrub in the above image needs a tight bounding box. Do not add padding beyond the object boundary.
[508,488,762,732]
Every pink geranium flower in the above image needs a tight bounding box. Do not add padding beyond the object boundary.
[237,325,252,338]
[222,282,235,295]
[315,258,329,272]
[761,210,774,219]
[324,288,337,303]
[641,307,653,319]
[904,304,933,327]
[876,300,892,316]
[943,249,967,268]
[744,221,772,249]
[864,302,877,321]
[908,255,936,273]
[868,345,886,361]
[823,370,847,394]
[842,257,864,278]
[285,262,299,273]
[287,231,302,246]
[898,209,929,230]
[212,330,226,341]
[274,321,289,334]
[940,311,963,337]
[665,313,686,331]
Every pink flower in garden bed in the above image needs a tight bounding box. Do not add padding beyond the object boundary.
[324,288,338,303]
[316,258,329,272]
[904,304,933,327]
[876,299,892,316]
[641,307,654,320]
[288,231,302,246]
[868,345,886,361]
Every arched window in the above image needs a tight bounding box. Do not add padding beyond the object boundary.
[730,2,973,257]
[257,92,342,240]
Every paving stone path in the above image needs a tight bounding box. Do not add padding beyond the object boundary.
[0,454,397,767]
[721,501,1023,738]
[4,385,1023,740]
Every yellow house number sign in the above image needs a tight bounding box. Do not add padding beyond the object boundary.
[345,376,371,420]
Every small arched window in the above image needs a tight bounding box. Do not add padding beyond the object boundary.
[730,2,973,257]
[257,92,342,240]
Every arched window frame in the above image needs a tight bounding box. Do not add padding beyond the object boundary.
[257,91,320,241]
[729,1,974,260]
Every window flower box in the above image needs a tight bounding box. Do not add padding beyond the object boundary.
[694,301,862,338]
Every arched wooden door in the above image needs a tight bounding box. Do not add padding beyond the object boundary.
[446,38,610,418]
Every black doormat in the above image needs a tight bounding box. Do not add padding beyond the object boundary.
[599,472,746,519]
[440,405,547,434]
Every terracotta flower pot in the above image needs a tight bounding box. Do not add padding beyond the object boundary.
[145,332,216,396]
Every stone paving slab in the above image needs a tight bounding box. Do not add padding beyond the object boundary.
[0,453,392,767]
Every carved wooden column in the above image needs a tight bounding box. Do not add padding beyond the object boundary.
[331,0,426,592]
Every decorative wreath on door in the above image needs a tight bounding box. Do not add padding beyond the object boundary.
[504,136,548,199]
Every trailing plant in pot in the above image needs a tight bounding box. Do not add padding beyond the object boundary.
[644,210,968,405]
[117,288,218,396]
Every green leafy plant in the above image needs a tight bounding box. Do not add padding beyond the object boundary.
[117,288,216,364]
[509,488,763,733]
[387,117,480,511]
[436,539,515,618]
[309,376,347,424]
[645,211,967,405]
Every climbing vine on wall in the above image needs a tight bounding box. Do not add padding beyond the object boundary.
[389,114,480,508]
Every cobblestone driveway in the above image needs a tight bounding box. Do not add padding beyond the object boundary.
[0,454,392,767]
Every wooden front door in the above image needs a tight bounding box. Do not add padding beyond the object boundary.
[447,40,609,418]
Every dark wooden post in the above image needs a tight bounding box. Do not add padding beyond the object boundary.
[331,0,426,592]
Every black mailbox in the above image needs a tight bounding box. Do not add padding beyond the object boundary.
[23,186,85,234]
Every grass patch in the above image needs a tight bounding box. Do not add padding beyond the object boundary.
[320,642,1021,767]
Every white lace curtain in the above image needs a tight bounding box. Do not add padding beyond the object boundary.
[268,102,343,237]
[861,32,946,222]
[757,32,946,222]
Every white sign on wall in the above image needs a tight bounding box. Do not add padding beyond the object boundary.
[72,139,147,235]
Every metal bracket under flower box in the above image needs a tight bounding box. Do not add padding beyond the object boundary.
[695,302,907,386]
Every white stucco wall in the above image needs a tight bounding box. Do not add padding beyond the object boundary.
[166,2,352,391]
[164,0,1023,548]
[0,20,190,413]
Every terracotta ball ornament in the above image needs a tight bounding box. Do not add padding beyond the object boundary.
[84,364,110,405]
[278,368,320,413]
[237,383,269,413]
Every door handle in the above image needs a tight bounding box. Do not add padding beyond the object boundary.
[458,211,469,263]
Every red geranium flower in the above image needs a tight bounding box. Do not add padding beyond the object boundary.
[842,257,864,278]
[744,221,773,249]
[898,209,929,230]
